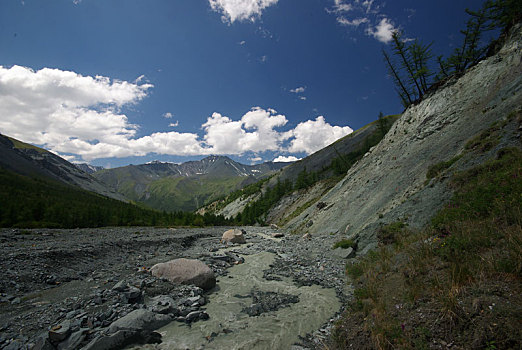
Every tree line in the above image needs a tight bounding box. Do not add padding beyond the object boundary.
[0,168,231,228]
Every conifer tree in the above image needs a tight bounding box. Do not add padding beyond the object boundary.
[383,31,433,107]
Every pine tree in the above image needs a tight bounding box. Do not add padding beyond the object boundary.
[383,31,433,107]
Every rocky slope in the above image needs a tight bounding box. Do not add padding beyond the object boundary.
[0,135,125,201]
[75,163,104,174]
[206,115,398,221]
[94,156,290,212]
[285,24,522,254]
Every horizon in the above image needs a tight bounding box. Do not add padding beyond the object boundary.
[0,0,482,167]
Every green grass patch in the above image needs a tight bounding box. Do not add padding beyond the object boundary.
[425,155,462,180]
[333,239,356,249]
[333,147,522,349]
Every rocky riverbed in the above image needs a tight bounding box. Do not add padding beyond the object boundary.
[0,226,350,349]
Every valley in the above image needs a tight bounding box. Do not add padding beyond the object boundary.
[0,226,348,349]
[0,3,521,350]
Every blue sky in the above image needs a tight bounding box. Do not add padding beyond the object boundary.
[0,0,481,167]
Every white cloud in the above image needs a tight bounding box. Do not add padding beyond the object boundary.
[239,40,246,45]
[273,155,300,162]
[337,17,368,27]
[163,112,173,118]
[366,17,396,43]
[0,65,203,161]
[299,96,307,101]
[0,65,353,162]
[290,86,306,94]
[286,116,353,154]
[328,1,400,44]
[249,156,263,163]
[202,107,288,154]
[208,0,279,24]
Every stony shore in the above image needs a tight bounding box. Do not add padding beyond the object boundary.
[0,226,350,349]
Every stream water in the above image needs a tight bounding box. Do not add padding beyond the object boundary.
[154,251,340,349]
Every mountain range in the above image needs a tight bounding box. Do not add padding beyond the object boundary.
[92,156,289,212]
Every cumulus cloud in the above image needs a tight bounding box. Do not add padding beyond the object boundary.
[208,0,279,24]
[202,107,288,154]
[0,65,204,161]
[163,112,173,118]
[0,65,353,162]
[286,116,353,154]
[169,121,179,127]
[273,155,300,162]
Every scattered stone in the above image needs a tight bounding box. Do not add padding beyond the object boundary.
[272,232,284,238]
[150,258,216,290]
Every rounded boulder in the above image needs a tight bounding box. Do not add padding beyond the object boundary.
[150,258,216,290]
[221,229,246,244]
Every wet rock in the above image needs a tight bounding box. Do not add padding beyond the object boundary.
[82,329,161,350]
[221,229,246,244]
[108,309,171,334]
[242,290,299,316]
[147,295,176,314]
[150,258,216,290]
[185,310,209,323]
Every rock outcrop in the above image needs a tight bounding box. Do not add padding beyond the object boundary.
[150,258,216,290]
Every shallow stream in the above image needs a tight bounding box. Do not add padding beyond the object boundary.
[155,250,340,349]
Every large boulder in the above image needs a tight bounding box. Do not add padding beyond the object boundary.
[221,229,246,244]
[150,258,216,290]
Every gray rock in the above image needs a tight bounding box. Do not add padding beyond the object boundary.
[82,329,160,350]
[332,247,355,259]
[108,309,171,334]
[147,295,176,314]
[185,310,209,323]
[57,328,88,350]
[48,320,71,343]
[111,280,127,292]
[150,258,216,290]
[124,286,141,301]
[31,332,55,350]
